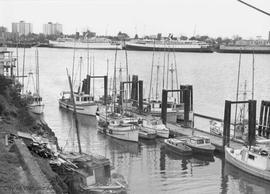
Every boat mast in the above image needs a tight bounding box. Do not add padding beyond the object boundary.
[113,46,118,111]
[71,38,76,86]
[156,63,160,100]
[35,49,40,95]
[166,50,170,90]
[234,52,242,138]
[16,40,19,79]
[92,55,95,98]
[148,40,155,101]
[78,56,82,93]
[124,40,129,99]
[22,41,26,94]
[67,69,82,154]
[173,48,180,103]
[162,41,166,89]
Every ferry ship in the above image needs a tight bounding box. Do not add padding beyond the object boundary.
[49,37,122,50]
[124,39,213,52]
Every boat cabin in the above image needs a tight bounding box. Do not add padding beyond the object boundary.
[188,136,211,146]
[60,91,94,104]
[73,155,111,187]
[167,138,185,146]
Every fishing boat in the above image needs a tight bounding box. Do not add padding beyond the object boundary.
[139,117,169,138]
[181,136,215,155]
[125,39,213,52]
[49,37,122,50]
[97,113,139,142]
[225,145,270,181]
[54,70,127,194]
[138,126,157,140]
[164,138,192,156]
[59,91,97,116]
[25,49,44,114]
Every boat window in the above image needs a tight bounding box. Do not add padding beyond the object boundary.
[76,97,79,101]
[248,154,255,160]
[190,139,196,144]
[205,139,210,143]
[197,139,204,144]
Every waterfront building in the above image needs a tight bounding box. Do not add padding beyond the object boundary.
[12,21,33,36]
[43,22,62,35]
[0,47,16,77]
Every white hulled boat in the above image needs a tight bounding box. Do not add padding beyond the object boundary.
[139,117,169,138]
[25,49,45,114]
[181,136,215,155]
[59,91,97,116]
[225,144,270,181]
[49,37,122,50]
[96,112,139,142]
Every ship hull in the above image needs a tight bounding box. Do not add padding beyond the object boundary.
[49,40,122,50]
[59,100,98,116]
[225,146,270,181]
[28,104,45,114]
[217,45,270,54]
[125,43,213,53]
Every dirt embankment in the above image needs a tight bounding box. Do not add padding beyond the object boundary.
[0,75,67,193]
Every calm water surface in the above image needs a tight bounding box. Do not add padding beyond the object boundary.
[13,47,270,194]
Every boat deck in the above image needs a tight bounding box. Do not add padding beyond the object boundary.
[166,122,243,153]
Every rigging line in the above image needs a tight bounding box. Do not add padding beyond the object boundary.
[237,0,270,16]
[166,45,170,90]
[172,45,180,104]
[148,39,155,101]
[162,41,166,90]
[234,51,242,138]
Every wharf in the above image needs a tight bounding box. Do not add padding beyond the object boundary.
[166,122,243,153]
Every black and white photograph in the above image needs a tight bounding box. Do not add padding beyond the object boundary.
[0,0,270,193]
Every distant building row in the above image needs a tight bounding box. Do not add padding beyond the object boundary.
[11,21,62,36]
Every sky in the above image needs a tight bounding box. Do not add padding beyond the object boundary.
[0,0,270,39]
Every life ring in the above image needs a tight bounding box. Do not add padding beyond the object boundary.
[143,107,149,113]
[260,150,268,156]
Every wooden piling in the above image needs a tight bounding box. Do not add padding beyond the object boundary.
[138,80,143,113]
[161,89,168,124]
[104,76,108,105]
[248,100,256,146]
[223,100,231,148]
[183,89,190,127]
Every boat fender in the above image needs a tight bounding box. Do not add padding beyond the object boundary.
[109,129,113,134]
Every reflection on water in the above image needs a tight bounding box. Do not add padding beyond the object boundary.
[17,48,270,194]
[224,162,270,194]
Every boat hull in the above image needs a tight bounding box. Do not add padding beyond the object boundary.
[49,40,122,50]
[164,140,192,156]
[138,131,157,140]
[125,43,213,53]
[225,146,270,181]
[97,124,139,142]
[185,143,215,155]
[217,45,270,54]
[28,104,44,114]
[59,100,98,116]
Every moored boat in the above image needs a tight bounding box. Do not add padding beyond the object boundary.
[49,37,122,50]
[97,113,139,142]
[181,136,215,155]
[138,127,157,140]
[140,117,169,138]
[59,91,97,116]
[225,145,270,181]
[164,138,192,156]
[26,93,45,114]
[125,39,213,53]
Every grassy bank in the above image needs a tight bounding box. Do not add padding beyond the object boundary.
[0,75,66,193]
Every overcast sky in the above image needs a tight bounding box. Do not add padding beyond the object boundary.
[1,0,270,39]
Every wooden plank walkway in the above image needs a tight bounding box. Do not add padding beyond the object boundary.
[166,122,243,153]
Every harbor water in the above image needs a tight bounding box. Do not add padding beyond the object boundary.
[14,47,270,194]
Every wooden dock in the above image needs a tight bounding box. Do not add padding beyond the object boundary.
[166,122,243,153]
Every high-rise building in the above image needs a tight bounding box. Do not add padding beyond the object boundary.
[12,21,33,35]
[43,22,62,35]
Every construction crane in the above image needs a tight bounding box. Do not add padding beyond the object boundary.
[237,0,270,16]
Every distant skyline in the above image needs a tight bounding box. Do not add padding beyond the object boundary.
[1,0,270,39]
